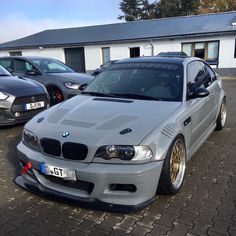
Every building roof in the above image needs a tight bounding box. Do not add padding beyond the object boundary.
[0,11,236,50]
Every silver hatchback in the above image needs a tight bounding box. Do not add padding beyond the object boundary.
[16,56,226,211]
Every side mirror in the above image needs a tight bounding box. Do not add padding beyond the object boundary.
[26,69,41,76]
[191,87,210,99]
[79,83,88,91]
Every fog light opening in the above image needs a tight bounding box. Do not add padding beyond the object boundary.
[15,112,21,117]
[109,184,137,193]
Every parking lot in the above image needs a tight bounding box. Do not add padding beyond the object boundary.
[0,79,236,236]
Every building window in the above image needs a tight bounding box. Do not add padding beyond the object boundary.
[194,42,205,59]
[182,41,219,60]
[130,47,140,58]
[182,44,192,56]
[9,51,22,56]
[101,47,110,64]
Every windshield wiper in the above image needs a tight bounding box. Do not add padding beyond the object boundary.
[0,74,9,76]
[81,91,116,98]
[110,93,161,101]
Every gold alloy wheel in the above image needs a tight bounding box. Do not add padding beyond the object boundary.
[170,138,186,189]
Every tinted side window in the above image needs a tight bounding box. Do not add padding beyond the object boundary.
[187,61,205,85]
[203,63,216,87]
[0,59,13,71]
[14,60,33,73]
[187,61,206,98]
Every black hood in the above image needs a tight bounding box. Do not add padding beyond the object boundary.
[0,76,44,96]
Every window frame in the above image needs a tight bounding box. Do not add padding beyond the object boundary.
[101,47,110,64]
[9,51,22,56]
[129,47,140,58]
[182,40,220,61]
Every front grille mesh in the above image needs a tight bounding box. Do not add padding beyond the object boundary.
[44,175,94,194]
[40,138,88,160]
[62,142,88,160]
[40,138,61,157]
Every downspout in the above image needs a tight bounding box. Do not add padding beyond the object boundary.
[150,40,154,56]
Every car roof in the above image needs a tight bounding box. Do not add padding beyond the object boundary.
[0,56,58,61]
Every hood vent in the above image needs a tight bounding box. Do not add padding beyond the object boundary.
[93,98,133,103]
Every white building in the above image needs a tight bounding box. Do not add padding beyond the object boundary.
[0,11,236,75]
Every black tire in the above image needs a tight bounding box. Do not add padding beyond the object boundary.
[47,86,64,105]
[215,97,226,131]
[157,135,186,195]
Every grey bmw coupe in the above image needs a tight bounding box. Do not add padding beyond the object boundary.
[0,65,49,126]
[16,56,226,211]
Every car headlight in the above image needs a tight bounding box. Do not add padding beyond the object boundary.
[64,82,80,90]
[22,129,40,151]
[94,145,152,161]
[0,91,9,100]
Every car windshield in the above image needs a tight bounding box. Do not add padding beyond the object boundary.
[31,58,74,73]
[0,65,11,76]
[84,62,183,102]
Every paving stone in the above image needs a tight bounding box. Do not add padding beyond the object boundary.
[147,223,172,236]
[114,215,139,232]
[10,223,39,236]
[188,221,212,235]
[166,222,192,236]
[32,221,60,235]
[95,214,122,233]
[210,219,233,236]
[77,219,101,234]
[111,228,128,235]
[136,212,160,229]
[155,212,178,227]
[176,211,197,226]
[214,209,234,223]
[88,229,110,236]
[129,224,151,236]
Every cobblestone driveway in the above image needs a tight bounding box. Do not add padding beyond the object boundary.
[0,80,236,236]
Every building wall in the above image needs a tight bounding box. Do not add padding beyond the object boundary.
[0,35,235,74]
[0,48,65,62]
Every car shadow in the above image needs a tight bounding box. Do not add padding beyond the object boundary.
[1,124,24,177]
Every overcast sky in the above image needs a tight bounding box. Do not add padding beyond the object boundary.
[0,0,123,43]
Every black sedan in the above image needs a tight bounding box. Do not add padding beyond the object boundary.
[0,65,49,126]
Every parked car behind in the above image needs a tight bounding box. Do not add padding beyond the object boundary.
[16,56,226,211]
[0,65,49,126]
[91,60,118,76]
[0,56,94,105]
[157,51,188,57]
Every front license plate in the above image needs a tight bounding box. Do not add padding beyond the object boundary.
[40,163,76,180]
[25,101,45,110]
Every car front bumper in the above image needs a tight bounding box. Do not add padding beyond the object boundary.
[17,141,164,211]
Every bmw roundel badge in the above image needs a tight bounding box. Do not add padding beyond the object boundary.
[62,131,70,138]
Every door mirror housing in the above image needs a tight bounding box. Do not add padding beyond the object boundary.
[191,87,210,99]
[79,83,88,91]
[26,68,41,76]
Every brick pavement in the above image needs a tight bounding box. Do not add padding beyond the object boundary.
[0,79,236,236]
